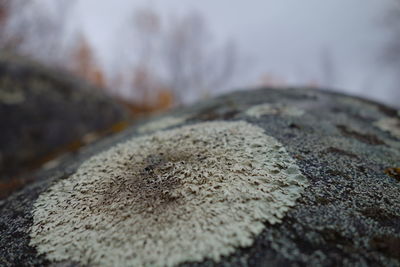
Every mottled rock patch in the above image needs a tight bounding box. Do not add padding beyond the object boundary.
[0,88,399,267]
[137,115,188,133]
[245,103,305,118]
[0,52,128,187]
[374,117,400,139]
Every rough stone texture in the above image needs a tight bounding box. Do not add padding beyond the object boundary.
[29,121,307,266]
[0,88,400,266]
[0,52,129,184]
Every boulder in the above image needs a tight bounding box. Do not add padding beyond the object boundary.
[0,52,129,197]
[0,88,399,266]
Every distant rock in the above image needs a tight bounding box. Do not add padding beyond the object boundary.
[0,88,399,266]
[0,52,129,197]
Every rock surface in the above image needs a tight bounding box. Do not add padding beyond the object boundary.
[0,52,129,194]
[1,88,400,266]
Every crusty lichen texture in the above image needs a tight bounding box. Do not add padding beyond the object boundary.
[245,103,305,118]
[137,115,187,133]
[29,121,307,266]
[374,117,400,139]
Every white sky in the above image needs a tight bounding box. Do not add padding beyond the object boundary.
[73,0,398,107]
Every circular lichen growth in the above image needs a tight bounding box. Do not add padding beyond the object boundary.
[29,121,307,266]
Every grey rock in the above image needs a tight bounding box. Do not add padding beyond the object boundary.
[0,88,399,266]
[0,52,129,195]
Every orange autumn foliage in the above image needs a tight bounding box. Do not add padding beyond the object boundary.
[118,89,173,116]
[70,34,106,89]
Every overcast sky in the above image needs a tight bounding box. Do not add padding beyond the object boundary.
[72,0,398,107]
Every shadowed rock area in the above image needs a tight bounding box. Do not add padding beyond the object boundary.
[0,53,129,197]
[0,88,399,266]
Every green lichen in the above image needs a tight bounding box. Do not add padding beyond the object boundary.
[29,121,307,266]
[245,103,305,118]
[374,118,400,139]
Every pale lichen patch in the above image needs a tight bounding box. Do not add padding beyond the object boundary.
[30,121,307,266]
[137,115,188,133]
[245,103,305,118]
[374,117,400,139]
[0,89,25,104]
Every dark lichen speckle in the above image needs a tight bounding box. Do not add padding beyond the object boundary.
[336,125,385,145]
[323,147,359,159]
[384,167,400,181]
[370,236,400,260]
[361,207,400,229]
[188,104,240,122]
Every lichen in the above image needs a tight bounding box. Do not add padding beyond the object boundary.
[0,89,25,104]
[137,115,188,133]
[29,121,307,266]
[374,117,400,139]
[245,103,305,118]
[336,124,385,145]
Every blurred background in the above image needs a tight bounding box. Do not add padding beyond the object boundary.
[1,0,400,198]
[1,0,400,111]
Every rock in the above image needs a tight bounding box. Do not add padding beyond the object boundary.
[0,52,129,197]
[0,88,399,266]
